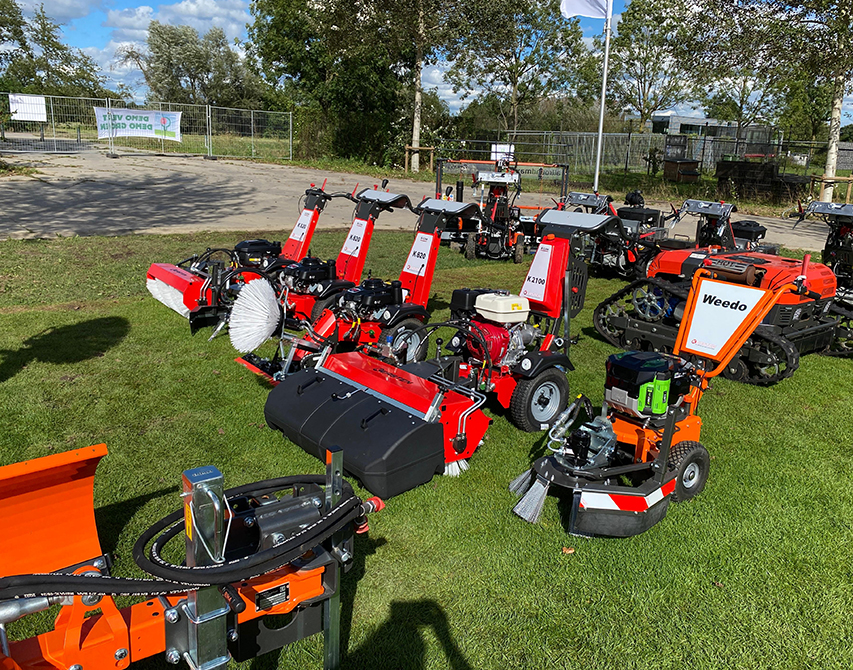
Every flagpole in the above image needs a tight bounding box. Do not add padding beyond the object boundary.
[592,0,612,193]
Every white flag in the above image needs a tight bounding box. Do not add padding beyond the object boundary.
[560,0,611,19]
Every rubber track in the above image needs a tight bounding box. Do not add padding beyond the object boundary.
[820,302,853,357]
[593,278,800,385]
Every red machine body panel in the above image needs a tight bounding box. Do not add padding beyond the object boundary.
[520,235,572,318]
[281,206,321,261]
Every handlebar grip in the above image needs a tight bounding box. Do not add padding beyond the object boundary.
[807,290,822,300]
[219,584,247,614]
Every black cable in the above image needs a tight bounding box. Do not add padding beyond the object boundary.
[0,477,360,600]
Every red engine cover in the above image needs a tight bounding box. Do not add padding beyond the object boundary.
[468,320,510,364]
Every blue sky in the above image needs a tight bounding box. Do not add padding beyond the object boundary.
[27,0,853,120]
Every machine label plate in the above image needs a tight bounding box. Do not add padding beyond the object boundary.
[403,233,434,277]
[341,218,368,256]
[521,244,552,302]
[290,209,313,242]
[256,583,291,610]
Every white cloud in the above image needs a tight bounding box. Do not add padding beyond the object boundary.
[20,0,102,23]
[157,0,249,41]
[103,6,155,42]
[423,62,480,114]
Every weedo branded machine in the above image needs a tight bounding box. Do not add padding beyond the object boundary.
[511,256,823,537]
[593,206,853,384]
[229,199,487,379]
[0,445,383,670]
[146,182,338,333]
[261,222,588,499]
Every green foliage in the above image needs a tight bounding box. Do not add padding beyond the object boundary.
[0,2,110,97]
[841,124,853,143]
[445,0,586,135]
[248,0,410,162]
[607,0,693,124]
[776,76,834,141]
[116,22,265,108]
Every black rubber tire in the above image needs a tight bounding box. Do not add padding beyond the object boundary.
[310,294,338,322]
[668,441,710,503]
[513,238,525,264]
[464,234,476,260]
[381,318,427,362]
[509,368,570,432]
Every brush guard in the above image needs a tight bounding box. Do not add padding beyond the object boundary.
[512,409,679,537]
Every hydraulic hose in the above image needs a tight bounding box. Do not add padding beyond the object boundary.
[0,477,362,600]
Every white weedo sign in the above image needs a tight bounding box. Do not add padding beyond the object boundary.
[341,219,368,256]
[520,243,552,302]
[679,278,767,359]
[403,233,433,277]
[290,209,313,242]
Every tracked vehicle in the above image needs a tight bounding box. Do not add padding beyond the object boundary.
[593,247,853,384]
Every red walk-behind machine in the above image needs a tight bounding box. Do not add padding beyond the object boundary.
[262,219,588,498]
[230,199,486,379]
[510,255,822,537]
[145,182,337,332]
[0,444,382,670]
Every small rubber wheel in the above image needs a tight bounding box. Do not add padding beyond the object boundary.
[668,441,710,503]
[513,238,525,264]
[310,294,338,322]
[509,368,570,432]
[464,235,476,260]
[381,318,427,363]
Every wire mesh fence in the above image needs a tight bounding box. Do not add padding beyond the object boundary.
[0,93,292,160]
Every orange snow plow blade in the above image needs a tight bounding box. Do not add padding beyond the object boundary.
[0,444,106,576]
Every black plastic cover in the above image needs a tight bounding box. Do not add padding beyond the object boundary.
[264,370,446,498]
[617,206,662,228]
[450,288,496,319]
[730,219,767,241]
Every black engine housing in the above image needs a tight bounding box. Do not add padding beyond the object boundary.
[234,239,282,266]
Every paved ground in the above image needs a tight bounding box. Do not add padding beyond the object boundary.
[0,151,830,251]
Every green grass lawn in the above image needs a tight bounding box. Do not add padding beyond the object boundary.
[1,230,852,669]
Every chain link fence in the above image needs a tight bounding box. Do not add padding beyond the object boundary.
[0,93,292,160]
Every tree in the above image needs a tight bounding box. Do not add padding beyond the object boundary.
[687,0,853,200]
[700,69,782,145]
[841,125,853,143]
[776,75,834,142]
[608,0,693,125]
[446,0,586,138]
[248,0,410,162]
[0,2,108,97]
[117,22,264,108]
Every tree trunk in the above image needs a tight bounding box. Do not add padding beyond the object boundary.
[410,7,425,173]
[822,73,845,202]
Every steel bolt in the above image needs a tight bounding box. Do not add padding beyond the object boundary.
[165,648,181,665]
[271,533,285,546]
[228,628,239,642]
[243,516,255,527]
[114,648,128,661]
[339,549,352,563]
[164,608,179,624]
[81,594,101,607]
[69,665,83,670]
[93,557,107,570]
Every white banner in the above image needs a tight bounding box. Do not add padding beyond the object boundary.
[9,94,47,122]
[681,278,767,359]
[93,107,182,142]
[521,243,552,302]
[560,0,611,19]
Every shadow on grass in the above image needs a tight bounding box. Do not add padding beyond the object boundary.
[343,598,473,670]
[94,487,177,556]
[0,316,130,383]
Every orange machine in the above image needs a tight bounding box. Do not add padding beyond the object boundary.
[510,257,815,537]
[0,446,382,670]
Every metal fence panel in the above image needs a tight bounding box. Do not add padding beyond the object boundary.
[1,93,292,160]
